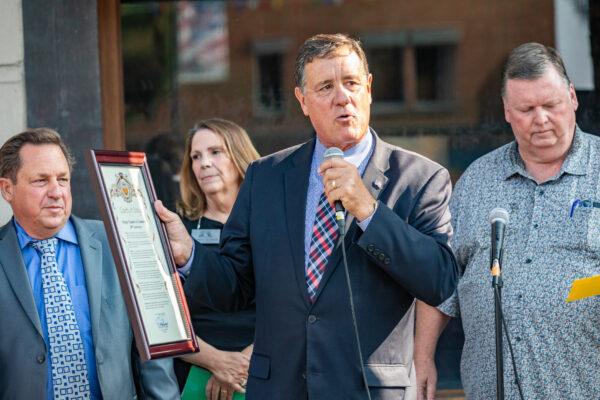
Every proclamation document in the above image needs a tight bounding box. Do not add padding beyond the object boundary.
[100,165,188,345]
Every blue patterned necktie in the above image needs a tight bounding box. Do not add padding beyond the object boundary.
[306,192,340,300]
[31,238,91,400]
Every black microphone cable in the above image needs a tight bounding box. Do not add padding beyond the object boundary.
[324,146,371,398]
[337,224,372,400]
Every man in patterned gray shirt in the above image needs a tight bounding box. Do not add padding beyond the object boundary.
[414,43,600,399]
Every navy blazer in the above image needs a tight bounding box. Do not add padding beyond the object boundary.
[185,132,458,399]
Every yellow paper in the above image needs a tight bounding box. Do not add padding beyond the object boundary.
[566,275,600,302]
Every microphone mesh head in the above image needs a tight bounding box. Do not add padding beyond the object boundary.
[489,207,509,225]
[323,147,344,160]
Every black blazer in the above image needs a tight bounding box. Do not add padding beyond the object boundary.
[185,131,458,400]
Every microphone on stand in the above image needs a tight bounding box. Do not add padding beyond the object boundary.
[488,207,509,400]
[489,207,509,276]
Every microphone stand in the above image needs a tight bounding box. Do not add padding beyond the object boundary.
[491,258,504,400]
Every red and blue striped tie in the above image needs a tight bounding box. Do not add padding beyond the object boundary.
[306,192,340,300]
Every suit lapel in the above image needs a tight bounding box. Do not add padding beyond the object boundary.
[284,140,314,308]
[359,134,391,206]
[0,222,44,337]
[310,133,391,305]
[72,217,104,338]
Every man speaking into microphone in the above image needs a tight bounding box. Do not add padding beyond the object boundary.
[156,33,458,400]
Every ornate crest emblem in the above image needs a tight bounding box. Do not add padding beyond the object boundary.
[110,172,136,203]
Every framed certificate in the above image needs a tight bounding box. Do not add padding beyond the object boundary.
[87,150,198,360]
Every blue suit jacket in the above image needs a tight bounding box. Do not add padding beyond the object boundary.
[185,133,459,399]
[0,216,179,399]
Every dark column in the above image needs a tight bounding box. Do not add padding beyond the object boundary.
[22,0,103,219]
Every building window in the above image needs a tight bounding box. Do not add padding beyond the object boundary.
[362,29,459,114]
[253,38,289,116]
[362,32,407,114]
[415,44,456,104]
[367,46,404,104]
[257,52,284,113]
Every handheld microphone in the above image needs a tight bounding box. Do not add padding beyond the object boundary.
[323,147,346,230]
[325,146,372,400]
[489,208,509,277]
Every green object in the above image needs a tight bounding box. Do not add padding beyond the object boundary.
[181,366,246,400]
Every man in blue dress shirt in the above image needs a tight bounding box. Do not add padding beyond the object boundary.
[0,128,179,399]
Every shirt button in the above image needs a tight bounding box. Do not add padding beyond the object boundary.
[538,189,545,195]
[525,258,532,264]
[533,223,539,229]
[518,294,523,300]
[302,372,307,380]
[515,337,522,342]
[36,354,45,364]
[308,315,317,324]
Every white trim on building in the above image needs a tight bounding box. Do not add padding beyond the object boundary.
[555,0,594,90]
[0,0,25,223]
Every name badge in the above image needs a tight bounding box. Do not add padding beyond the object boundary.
[191,229,221,244]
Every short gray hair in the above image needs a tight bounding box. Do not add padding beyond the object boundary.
[501,42,571,97]
[294,33,369,90]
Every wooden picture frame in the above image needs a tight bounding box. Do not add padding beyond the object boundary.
[87,150,198,360]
